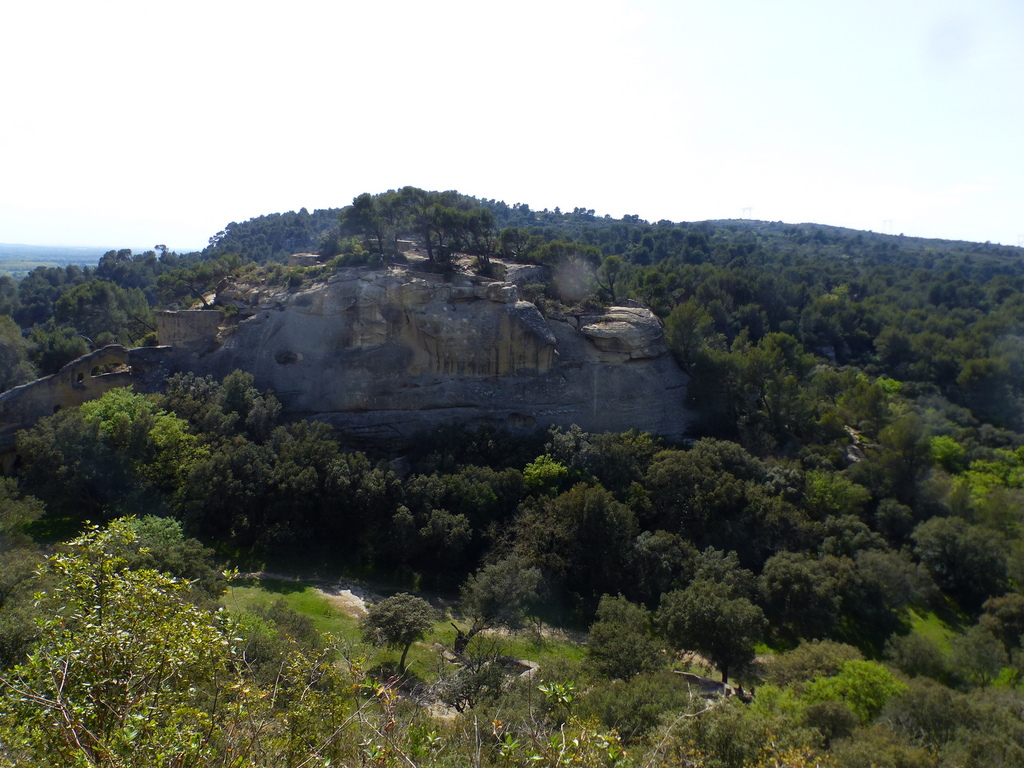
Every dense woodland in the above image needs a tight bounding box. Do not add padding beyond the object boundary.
[5,188,1024,765]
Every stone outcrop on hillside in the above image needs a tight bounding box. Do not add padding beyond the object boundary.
[0,266,691,461]
[181,267,690,447]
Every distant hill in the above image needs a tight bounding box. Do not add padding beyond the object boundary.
[0,243,111,277]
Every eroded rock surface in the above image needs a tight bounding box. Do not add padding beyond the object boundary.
[0,266,691,459]
[183,267,690,447]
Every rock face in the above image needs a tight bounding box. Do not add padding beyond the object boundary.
[180,267,690,447]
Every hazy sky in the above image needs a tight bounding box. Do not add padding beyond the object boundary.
[2,0,1022,251]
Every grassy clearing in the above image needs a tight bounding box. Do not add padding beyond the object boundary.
[905,607,960,652]
[221,576,587,682]
[222,577,362,642]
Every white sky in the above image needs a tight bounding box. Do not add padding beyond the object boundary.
[1,0,1022,250]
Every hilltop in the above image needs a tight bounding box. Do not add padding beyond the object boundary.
[6,188,1024,765]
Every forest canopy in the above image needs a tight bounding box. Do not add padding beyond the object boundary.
[4,188,1024,766]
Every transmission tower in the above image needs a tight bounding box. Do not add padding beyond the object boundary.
[883,219,894,233]
[741,207,753,219]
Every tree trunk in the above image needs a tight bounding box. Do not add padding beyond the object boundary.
[399,642,411,675]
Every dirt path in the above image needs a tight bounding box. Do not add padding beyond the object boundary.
[314,586,368,618]
[238,570,372,618]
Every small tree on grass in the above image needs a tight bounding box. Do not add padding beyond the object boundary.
[454,556,542,656]
[360,593,437,675]
[658,579,765,685]
[586,593,664,680]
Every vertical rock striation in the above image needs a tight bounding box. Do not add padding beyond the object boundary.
[180,267,690,447]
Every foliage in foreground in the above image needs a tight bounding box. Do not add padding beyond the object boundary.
[7,518,1024,766]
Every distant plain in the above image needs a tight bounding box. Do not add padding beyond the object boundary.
[0,243,111,277]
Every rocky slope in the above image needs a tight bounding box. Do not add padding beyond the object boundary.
[174,266,690,447]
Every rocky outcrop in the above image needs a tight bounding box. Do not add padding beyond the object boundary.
[0,266,691,462]
[179,267,690,447]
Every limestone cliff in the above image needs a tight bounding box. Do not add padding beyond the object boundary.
[0,266,690,461]
[176,267,690,447]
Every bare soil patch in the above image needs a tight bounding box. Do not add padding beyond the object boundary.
[314,586,369,618]
[238,571,373,618]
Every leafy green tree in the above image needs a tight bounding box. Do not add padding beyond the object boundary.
[802,469,871,521]
[203,207,339,264]
[433,464,527,532]
[14,264,89,328]
[94,249,162,298]
[931,434,967,473]
[912,516,1008,611]
[664,297,723,373]
[658,579,766,684]
[0,479,44,668]
[0,276,19,318]
[874,497,917,545]
[360,592,437,675]
[0,315,35,392]
[78,388,206,494]
[155,256,233,308]
[804,659,907,724]
[454,556,542,656]
[417,508,473,573]
[523,453,571,495]
[950,625,1009,687]
[586,594,664,680]
[395,186,494,266]
[881,677,974,752]
[957,355,1019,428]
[631,530,697,604]
[217,369,282,442]
[538,240,602,303]
[579,670,701,744]
[884,632,949,681]
[725,332,816,449]
[979,592,1024,653]
[159,370,281,442]
[497,226,543,263]
[118,515,223,598]
[854,413,932,506]
[644,440,785,566]
[689,546,759,600]
[27,321,89,375]
[763,639,864,687]
[511,483,637,610]
[17,388,205,522]
[174,418,354,552]
[53,279,154,346]
[0,520,362,766]
[544,427,663,498]
[597,255,625,303]
[830,725,937,768]
[759,551,846,641]
[340,191,400,254]
[853,548,936,617]
[0,520,233,766]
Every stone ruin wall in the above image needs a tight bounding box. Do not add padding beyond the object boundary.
[155,309,223,350]
[0,345,175,472]
[0,309,222,472]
